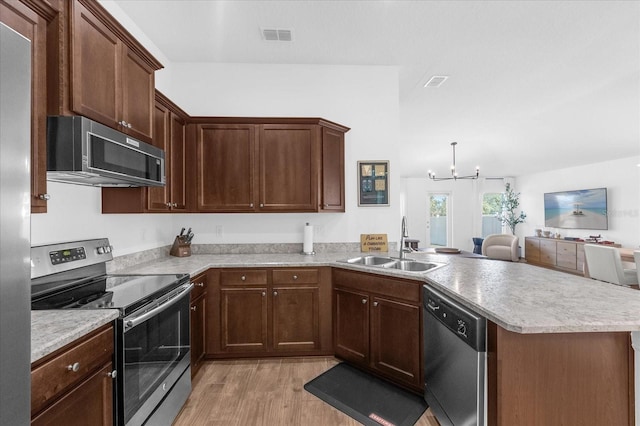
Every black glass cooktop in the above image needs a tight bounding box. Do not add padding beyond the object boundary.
[32,273,189,315]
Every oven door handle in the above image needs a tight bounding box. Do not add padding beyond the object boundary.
[124,283,193,331]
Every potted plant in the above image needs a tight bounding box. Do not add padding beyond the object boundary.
[495,183,526,235]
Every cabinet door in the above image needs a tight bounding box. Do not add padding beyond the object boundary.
[190,294,206,378]
[197,124,257,212]
[0,0,49,213]
[146,100,171,211]
[524,238,540,263]
[556,241,577,270]
[370,296,421,388]
[539,240,556,265]
[70,0,119,128]
[170,113,187,210]
[320,127,345,212]
[120,44,154,142]
[31,362,114,426]
[221,287,268,352]
[258,124,319,211]
[272,286,319,352]
[334,287,369,364]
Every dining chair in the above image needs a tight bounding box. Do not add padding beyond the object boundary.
[583,244,638,286]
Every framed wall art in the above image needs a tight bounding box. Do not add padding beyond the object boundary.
[357,160,389,206]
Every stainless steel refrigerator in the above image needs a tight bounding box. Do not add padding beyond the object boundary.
[0,22,32,424]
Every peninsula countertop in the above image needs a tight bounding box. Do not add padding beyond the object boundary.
[114,251,640,334]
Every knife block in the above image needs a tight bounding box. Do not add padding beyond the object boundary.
[169,236,191,257]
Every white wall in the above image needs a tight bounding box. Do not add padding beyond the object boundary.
[517,156,640,248]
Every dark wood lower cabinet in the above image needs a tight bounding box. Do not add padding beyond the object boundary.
[207,267,332,358]
[31,362,114,426]
[333,269,423,391]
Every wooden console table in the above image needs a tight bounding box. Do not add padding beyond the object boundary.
[524,236,622,275]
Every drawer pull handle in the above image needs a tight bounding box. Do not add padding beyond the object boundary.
[241,276,246,281]
[373,301,379,307]
[67,362,80,372]
[38,194,50,200]
[108,370,117,379]
[191,306,197,312]
[362,298,367,304]
[195,282,204,287]
[293,275,298,280]
[273,291,278,296]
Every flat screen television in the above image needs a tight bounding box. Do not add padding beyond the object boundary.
[544,188,608,230]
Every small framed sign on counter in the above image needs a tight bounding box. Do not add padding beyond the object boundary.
[360,234,388,252]
[358,160,389,206]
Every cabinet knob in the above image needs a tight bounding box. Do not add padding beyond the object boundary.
[293,275,298,280]
[241,276,246,281]
[107,370,117,379]
[249,203,254,208]
[191,306,197,312]
[324,203,329,207]
[127,123,132,129]
[195,282,204,287]
[67,362,80,372]
[262,291,266,296]
[373,301,379,307]
[362,298,367,304]
[119,120,126,126]
[259,203,264,207]
[38,193,50,201]
[172,203,178,207]
[166,203,172,207]
[273,291,278,296]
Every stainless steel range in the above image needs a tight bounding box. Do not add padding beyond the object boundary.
[31,238,192,426]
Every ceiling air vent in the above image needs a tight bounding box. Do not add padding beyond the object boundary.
[424,75,449,88]
[261,28,294,42]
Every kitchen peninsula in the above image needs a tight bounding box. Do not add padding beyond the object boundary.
[33,251,640,425]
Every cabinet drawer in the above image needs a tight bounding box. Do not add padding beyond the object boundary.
[333,269,420,303]
[557,242,577,256]
[272,269,318,284]
[524,238,540,262]
[31,325,113,416]
[191,272,208,300]
[557,254,577,269]
[220,269,268,286]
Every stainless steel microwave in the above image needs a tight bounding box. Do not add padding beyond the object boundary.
[46,116,165,187]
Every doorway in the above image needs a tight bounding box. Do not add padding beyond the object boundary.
[427,193,451,247]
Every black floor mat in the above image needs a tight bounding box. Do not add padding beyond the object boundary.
[304,363,428,426]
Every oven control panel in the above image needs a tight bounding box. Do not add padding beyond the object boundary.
[49,247,87,265]
[31,238,113,279]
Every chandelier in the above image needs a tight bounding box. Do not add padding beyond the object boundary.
[428,142,479,181]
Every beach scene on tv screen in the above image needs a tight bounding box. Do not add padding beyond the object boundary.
[544,189,608,230]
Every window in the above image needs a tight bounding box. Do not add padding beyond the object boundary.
[482,192,503,237]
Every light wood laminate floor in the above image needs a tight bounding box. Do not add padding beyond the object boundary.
[173,357,440,426]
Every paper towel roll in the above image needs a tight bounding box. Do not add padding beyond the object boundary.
[303,223,314,254]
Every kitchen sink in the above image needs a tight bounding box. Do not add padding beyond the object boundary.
[339,256,445,274]
[343,255,397,266]
[383,260,439,272]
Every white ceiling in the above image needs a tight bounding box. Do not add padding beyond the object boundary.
[112,0,640,178]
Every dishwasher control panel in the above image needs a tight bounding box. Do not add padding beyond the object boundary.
[424,284,486,351]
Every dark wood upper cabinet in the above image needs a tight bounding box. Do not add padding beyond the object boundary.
[196,124,257,212]
[320,126,345,212]
[1,0,57,213]
[55,0,162,143]
[193,117,348,213]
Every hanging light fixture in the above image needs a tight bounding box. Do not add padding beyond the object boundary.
[428,142,479,181]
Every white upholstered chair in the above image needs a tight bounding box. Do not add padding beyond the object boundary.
[481,234,519,262]
[583,244,638,287]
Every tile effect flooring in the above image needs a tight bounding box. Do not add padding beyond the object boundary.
[173,357,440,426]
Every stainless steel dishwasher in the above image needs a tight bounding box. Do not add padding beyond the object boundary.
[423,284,487,426]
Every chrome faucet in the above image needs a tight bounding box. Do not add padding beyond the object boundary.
[399,216,410,259]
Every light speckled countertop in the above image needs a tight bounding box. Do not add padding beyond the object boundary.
[116,251,640,334]
[33,250,640,363]
[31,310,119,363]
